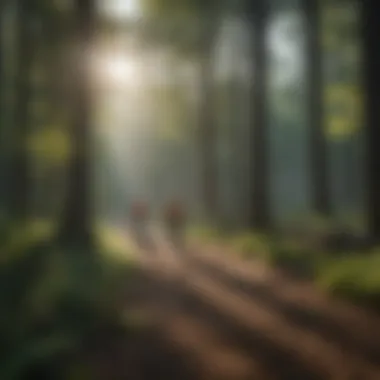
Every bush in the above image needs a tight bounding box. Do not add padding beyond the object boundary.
[189,223,380,309]
[316,252,380,311]
[0,223,136,379]
[267,238,324,279]
[282,215,370,254]
[225,231,321,279]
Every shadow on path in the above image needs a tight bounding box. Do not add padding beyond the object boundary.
[122,268,324,380]
[192,256,380,367]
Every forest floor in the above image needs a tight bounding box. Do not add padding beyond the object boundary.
[87,226,380,380]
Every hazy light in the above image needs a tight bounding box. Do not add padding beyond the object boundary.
[106,56,138,82]
[99,0,141,20]
[93,51,141,88]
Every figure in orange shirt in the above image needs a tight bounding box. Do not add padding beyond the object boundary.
[164,200,186,249]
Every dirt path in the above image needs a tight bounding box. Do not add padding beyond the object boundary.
[189,244,380,366]
[109,228,380,380]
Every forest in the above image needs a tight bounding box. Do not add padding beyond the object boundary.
[0,0,380,379]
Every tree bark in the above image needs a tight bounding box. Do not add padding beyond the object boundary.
[303,0,332,216]
[56,0,96,248]
[198,18,219,222]
[8,0,36,222]
[361,0,380,239]
[248,0,271,230]
[0,8,5,218]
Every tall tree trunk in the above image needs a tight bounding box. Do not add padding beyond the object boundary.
[0,1,17,228]
[248,0,271,230]
[0,8,5,219]
[304,0,331,216]
[8,0,36,222]
[198,20,219,222]
[56,0,96,247]
[362,0,380,239]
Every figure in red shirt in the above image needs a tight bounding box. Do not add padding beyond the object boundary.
[130,200,149,243]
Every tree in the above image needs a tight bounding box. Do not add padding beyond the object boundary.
[247,0,271,230]
[56,0,96,247]
[0,5,6,220]
[303,0,332,216]
[197,14,220,221]
[7,0,38,223]
[362,0,380,239]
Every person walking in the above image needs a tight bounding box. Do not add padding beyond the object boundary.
[164,200,186,251]
[130,200,149,246]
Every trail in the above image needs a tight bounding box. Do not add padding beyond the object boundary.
[101,225,380,380]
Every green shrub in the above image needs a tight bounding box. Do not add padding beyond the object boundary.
[0,225,137,379]
[267,238,324,279]
[188,223,379,309]
[316,253,380,310]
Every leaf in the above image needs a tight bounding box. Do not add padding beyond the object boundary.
[28,127,71,164]
[324,83,362,138]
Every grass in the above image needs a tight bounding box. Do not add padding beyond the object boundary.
[0,220,138,379]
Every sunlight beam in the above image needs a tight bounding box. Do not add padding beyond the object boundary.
[99,0,141,21]
[93,50,142,88]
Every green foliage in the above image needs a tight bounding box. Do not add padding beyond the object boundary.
[269,239,324,279]
[2,219,53,261]
[324,83,362,139]
[190,223,380,309]
[0,223,136,379]
[317,252,380,311]
[224,230,322,279]
[28,127,71,165]
[321,0,363,142]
